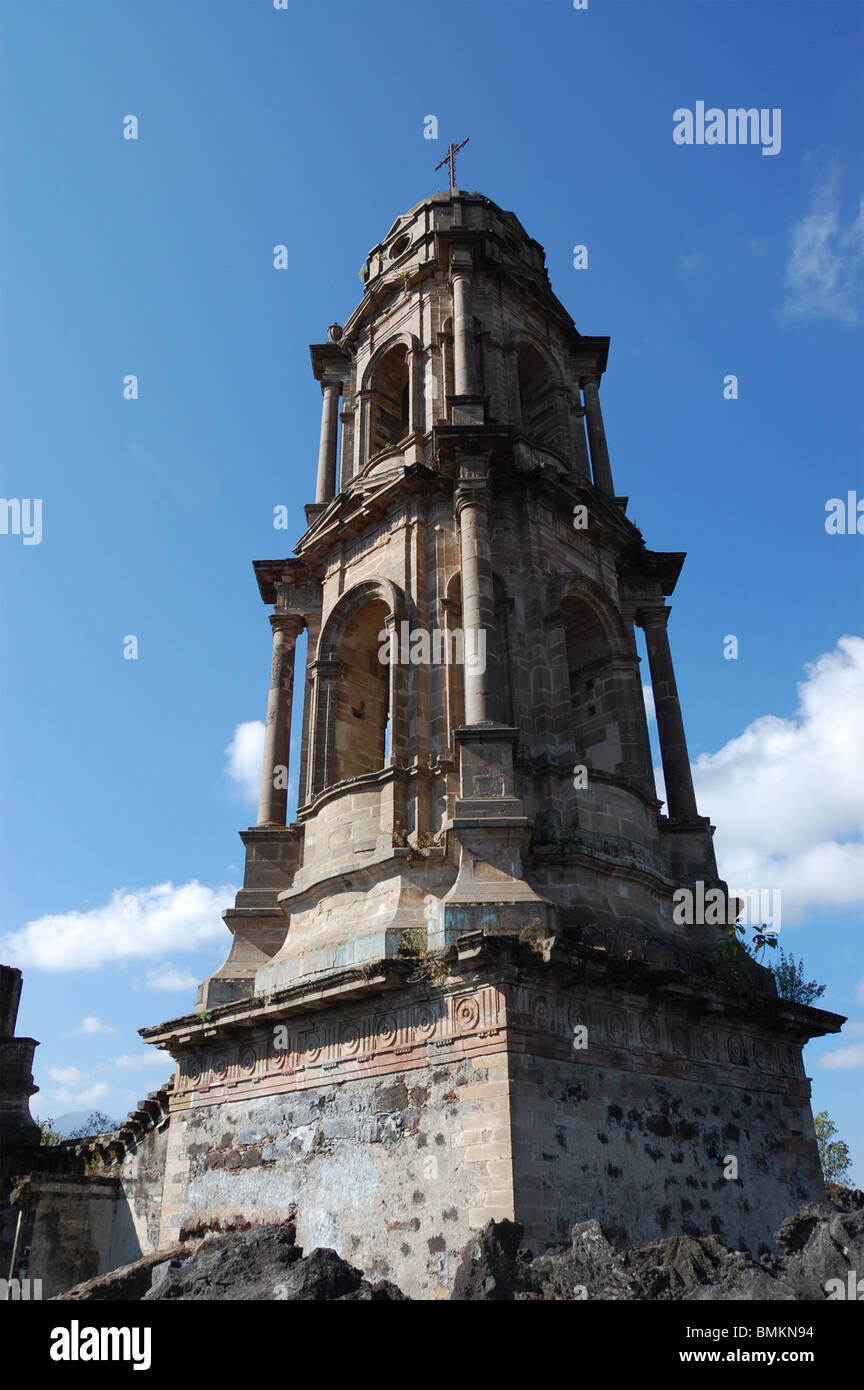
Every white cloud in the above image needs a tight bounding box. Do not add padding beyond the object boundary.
[49,1065,84,1089]
[819,1042,864,1070]
[76,1016,116,1036]
[50,1083,111,1107]
[144,963,199,991]
[642,684,655,722]
[0,880,236,971]
[46,1065,111,1107]
[225,720,265,801]
[655,637,864,921]
[782,170,864,325]
[113,1052,172,1070]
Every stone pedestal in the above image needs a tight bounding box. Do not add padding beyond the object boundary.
[197,827,300,1008]
[143,928,842,1300]
[438,726,557,949]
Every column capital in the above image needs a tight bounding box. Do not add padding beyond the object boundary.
[455,482,489,517]
[635,605,671,631]
[270,612,305,640]
[456,454,491,484]
[449,246,474,275]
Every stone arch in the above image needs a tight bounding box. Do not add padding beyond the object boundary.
[360,333,422,464]
[510,333,568,448]
[310,579,407,794]
[552,575,633,778]
[317,578,405,662]
[551,574,629,649]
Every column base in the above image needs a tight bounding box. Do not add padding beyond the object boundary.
[436,725,557,949]
[446,393,486,426]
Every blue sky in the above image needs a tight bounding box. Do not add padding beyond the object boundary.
[1,0,862,1186]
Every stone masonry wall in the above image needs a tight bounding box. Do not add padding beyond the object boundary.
[149,960,827,1299]
[161,1054,511,1301]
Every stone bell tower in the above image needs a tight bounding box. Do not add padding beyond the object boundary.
[143,189,841,1298]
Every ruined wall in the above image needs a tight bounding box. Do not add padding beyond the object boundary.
[509,1058,821,1256]
[22,1176,119,1298]
[16,1083,172,1296]
[504,977,823,1256]
[510,1054,821,1256]
[18,964,828,1300]
[161,1055,510,1300]
[148,951,830,1299]
[110,1108,172,1258]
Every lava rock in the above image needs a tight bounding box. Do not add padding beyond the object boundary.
[143,1225,407,1301]
[450,1193,864,1300]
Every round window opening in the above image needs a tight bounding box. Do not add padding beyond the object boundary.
[390,234,411,260]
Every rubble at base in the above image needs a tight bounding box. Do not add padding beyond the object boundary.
[52,1222,407,1302]
[452,1189,864,1301]
[50,1189,863,1302]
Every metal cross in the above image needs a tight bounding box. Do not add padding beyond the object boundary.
[435,138,469,192]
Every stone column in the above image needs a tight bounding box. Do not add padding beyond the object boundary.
[257,615,303,827]
[636,606,699,820]
[456,478,495,725]
[308,658,342,797]
[338,406,353,490]
[405,347,421,437]
[314,381,342,504]
[451,267,475,397]
[382,612,399,765]
[582,376,614,496]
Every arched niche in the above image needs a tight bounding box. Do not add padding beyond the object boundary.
[559,577,630,777]
[311,579,406,794]
[360,335,421,466]
[513,336,567,450]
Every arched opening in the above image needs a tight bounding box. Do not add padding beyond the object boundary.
[333,598,390,781]
[517,342,559,446]
[563,597,623,775]
[368,345,410,458]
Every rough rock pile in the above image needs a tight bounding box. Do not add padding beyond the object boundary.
[52,1188,863,1301]
[144,1225,407,1301]
[452,1189,864,1300]
[53,1223,407,1302]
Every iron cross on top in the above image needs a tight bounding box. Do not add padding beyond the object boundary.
[435,137,469,192]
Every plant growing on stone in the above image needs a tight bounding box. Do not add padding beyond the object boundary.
[716,921,778,963]
[519,918,555,960]
[814,1109,852,1185]
[397,929,448,983]
[771,948,826,1006]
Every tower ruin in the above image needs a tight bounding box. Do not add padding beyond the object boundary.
[135,189,840,1297]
